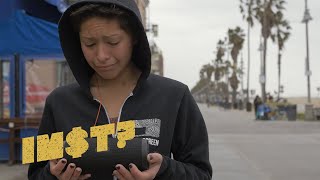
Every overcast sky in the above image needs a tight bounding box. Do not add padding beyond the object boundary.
[149,0,320,98]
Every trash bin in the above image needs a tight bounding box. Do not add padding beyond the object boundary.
[286,105,297,121]
[246,102,252,112]
[314,108,320,120]
[276,105,287,120]
[239,101,244,110]
[233,103,238,109]
[305,104,314,120]
[225,102,232,109]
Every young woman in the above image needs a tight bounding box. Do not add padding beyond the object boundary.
[28,1,212,179]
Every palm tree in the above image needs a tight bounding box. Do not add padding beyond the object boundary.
[228,27,245,106]
[200,68,205,80]
[213,40,227,82]
[253,0,287,102]
[271,9,291,100]
[214,39,232,100]
[239,0,255,103]
[202,63,215,81]
[215,40,226,63]
[254,0,271,102]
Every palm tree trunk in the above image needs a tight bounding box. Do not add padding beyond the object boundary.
[262,37,267,102]
[232,89,237,108]
[261,0,268,103]
[231,72,237,108]
[232,64,238,108]
[246,23,251,102]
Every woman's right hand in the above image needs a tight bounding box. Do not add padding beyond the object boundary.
[49,159,91,180]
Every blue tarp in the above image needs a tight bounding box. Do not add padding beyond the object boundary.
[0,10,62,57]
[0,0,15,22]
[18,0,64,24]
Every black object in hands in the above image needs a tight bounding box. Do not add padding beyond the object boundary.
[63,137,149,179]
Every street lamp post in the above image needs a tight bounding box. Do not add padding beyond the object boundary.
[279,85,284,99]
[302,0,312,103]
[240,51,244,94]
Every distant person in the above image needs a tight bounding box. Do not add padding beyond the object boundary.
[206,97,210,107]
[254,95,262,119]
[224,97,229,110]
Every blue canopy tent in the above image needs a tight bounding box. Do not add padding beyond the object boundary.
[0,0,64,117]
[0,10,63,57]
[0,0,64,161]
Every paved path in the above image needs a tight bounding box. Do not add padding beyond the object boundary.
[1,104,320,180]
[201,104,320,180]
[0,163,28,180]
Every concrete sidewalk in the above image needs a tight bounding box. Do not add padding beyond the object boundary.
[202,104,320,180]
[0,163,28,180]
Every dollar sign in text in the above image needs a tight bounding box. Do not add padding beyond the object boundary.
[65,127,89,158]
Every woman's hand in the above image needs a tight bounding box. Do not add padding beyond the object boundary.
[113,153,163,180]
[49,159,91,180]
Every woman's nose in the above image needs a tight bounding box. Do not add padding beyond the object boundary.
[96,44,111,62]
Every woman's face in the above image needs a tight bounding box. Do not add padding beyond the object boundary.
[79,17,134,80]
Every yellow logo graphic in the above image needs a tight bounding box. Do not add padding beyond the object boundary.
[22,121,135,164]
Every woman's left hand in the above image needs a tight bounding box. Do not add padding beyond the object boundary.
[113,153,163,180]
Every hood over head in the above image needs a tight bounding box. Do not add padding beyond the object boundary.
[58,0,151,95]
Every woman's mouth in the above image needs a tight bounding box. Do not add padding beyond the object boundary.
[96,63,117,71]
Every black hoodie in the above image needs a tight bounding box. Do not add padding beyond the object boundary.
[28,0,212,179]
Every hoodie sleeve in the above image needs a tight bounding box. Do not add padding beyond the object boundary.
[28,96,58,180]
[156,87,212,180]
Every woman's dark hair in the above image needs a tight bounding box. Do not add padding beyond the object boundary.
[70,3,140,41]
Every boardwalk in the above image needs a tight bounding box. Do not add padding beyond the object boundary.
[203,104,320,180]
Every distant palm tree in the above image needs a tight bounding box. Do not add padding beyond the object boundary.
[200,68,205,80]
[202,63,215,81]
[215,40,226,63]
[214,40,227,82]
[213,39,233,100]
[239,0,255,102]
[192,64,214,95]
[271,9,291,100]
[228,27,245,106]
